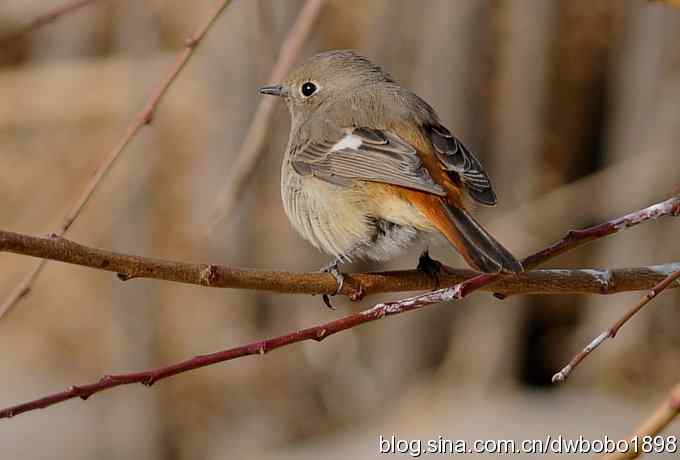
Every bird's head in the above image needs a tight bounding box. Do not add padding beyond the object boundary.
[258,50,395,123]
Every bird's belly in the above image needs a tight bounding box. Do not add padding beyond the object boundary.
[282,173,373,260]
[282,172,432,262]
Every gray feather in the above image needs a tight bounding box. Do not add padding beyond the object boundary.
[428,124,497,206]
[291,127,446,196]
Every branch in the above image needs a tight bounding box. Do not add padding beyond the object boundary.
[1,197,678,419]
[0,283,476,420]
[0,0,235,319]
[469,194,680,302]
[0,230,679,297]
[552,269,680,383]
[521,195,680,270]
[209,0,328,230]
[602,382,680,460]
[0,0,103,46]
[1,196,677,299]
[649,0,680,8]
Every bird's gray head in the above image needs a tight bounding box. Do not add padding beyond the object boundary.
[258,50,395,122]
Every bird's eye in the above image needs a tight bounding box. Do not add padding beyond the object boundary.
[300,82,317,97]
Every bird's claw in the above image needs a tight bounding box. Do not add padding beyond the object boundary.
[321,260,344,310]
[322,294,336,310]
[417,250,443,290]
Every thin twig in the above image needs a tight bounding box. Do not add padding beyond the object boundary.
[0,0,104,46]
[0,269,532,420]
[209,0,328,230]
[0,0,235,319]
[1,197,678,419]
[0,229,677,297]
[552,270,680,383]
[522,195,680,269]
[602,382,680,460]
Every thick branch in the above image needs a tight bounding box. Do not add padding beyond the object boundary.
[0,230,679,298]
[0,0,234,318]
[1,196,677,300]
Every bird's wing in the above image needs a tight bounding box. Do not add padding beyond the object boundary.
[292,125,520,273]
[291,127,446,196]
[426,124,497,206]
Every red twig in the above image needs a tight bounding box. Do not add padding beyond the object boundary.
[0,272,485,420]
[489,196,680,302]
[523,196,680,269]
[0,0,104,46]
[552,269,680,383]
[1,197,677,420]
[0,0,234,319]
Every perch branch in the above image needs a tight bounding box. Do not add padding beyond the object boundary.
[0,0,103,46]
[552,269,680,383]
[209,0,328,230]
[1,197,678,419]
[0,196,676,299]
[0,229,677,296]
[602,382,680,460]
[0,0,234,319]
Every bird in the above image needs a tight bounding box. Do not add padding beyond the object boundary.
[258,50,522,306]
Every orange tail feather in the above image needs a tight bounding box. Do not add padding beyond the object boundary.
[409,194,522,273]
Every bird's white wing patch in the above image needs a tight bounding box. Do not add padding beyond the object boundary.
[331,134,363,152]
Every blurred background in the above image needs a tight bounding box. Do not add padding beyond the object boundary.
[0,0,679,458]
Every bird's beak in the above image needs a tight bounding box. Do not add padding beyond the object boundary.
[258,84,287,97]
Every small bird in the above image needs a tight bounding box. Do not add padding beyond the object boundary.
[259,50,521,304]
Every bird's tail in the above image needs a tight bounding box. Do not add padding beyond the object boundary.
[439,205,522,273]
[404,191,522,273]
[410,194,521,273]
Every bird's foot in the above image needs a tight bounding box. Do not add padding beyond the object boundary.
[320,259,344,310]
[417,250,443,290]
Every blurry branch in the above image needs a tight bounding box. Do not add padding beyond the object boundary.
[255,0,276,79]
[0,197,679,419]
[0,196,677,301]
[0,0,234,319]
[650,0,680,8]
[602,382,680,460]
[209,0,328,230]
[0,0,103,46]
[553,269,680,383]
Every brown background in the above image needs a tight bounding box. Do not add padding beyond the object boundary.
[0,0,678,458]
